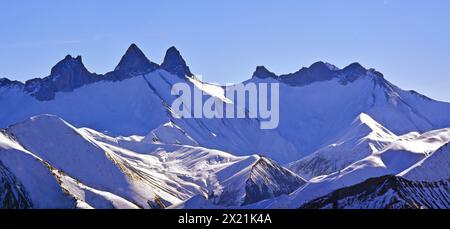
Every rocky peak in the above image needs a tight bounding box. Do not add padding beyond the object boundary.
[114,43,159,73]
[252,66,278,79]
[161,46,193,77]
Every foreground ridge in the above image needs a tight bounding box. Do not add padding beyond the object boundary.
[300,175,450,209]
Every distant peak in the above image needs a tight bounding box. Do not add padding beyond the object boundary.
[128,43,139,50]
[308,61,339,71]
[51,54,89,76]
[343,62,366,73]
[279,61,337,86]
[63,54,82,61]
[161,46,193,77]
[0,77,23,87]
[324,62,339,71]
[123,43,146,58]
[114,43,158,72]
[309,61,327,68]
[167,46,179,54]
[252,66,278,79]
[24,54,95,100]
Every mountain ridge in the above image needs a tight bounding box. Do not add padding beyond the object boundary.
[1,44,449,209]
[300,175,450,209]
[0,44,193,100]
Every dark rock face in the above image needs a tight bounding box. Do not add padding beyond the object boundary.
[9,44,195,101]
[0,78,23,88]
[300,175,450,209]
[1,43,376,101]
[339,62,368,83]
[279,61,369,86]
[24,55,99,100]
[243,157,306,205]
[0,162,33,209]
[216,157,306,206]
[17,44,161,100]
[252,66,278,79]
[113,43,159,76]
[161,46,193,77]
[49,55,93,91]
[103,44,159,82]
[280,61,336,86]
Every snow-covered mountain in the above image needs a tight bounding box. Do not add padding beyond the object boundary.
[0,114,304,208]
[244,123,450,209]
[213,156,305,206]
[300,175,450,209]
[248,62,450,159]
[0,45,298,163]
[287,113,398,179]
[1,44,449,208]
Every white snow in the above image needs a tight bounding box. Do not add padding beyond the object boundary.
[400,142,450,182]
[2,60,450,209]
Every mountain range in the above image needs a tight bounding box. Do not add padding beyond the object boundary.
[1,44,449,209]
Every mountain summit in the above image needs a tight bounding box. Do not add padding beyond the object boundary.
[114,43,159,73]
[23,55,97,100]
[50,55,88,76]
[252,66,278,79]
[161,46,193,77]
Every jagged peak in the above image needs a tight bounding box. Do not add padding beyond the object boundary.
[127,43,140,51]
[252,66,278,79]
[166,46,179,54]
[250,156,305,180]
[50,55,89,76]
[114,43,158,72]
[161,46,193,77]
[283,61,336,77]
[22,54,97,101]
[279,61,337,86]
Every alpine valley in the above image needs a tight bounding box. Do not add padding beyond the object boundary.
[0,44,449,209]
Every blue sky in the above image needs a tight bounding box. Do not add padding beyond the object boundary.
[1,0,450,101]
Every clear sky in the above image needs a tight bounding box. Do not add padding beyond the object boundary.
[1,0,449,101]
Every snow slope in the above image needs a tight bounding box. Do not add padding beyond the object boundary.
[1,115,304,208]
[288,113,398,179]
[168,195,223,209]
[1,45,450,209]
[244,63,450,159]
[245,125,450,209]
[288,126,450,207]
[3,115,195,208]
[147,145,306,207]
[0,130,76,208]
[400,142,450,182]
[0,68,298,163]
[3,49,450,164]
